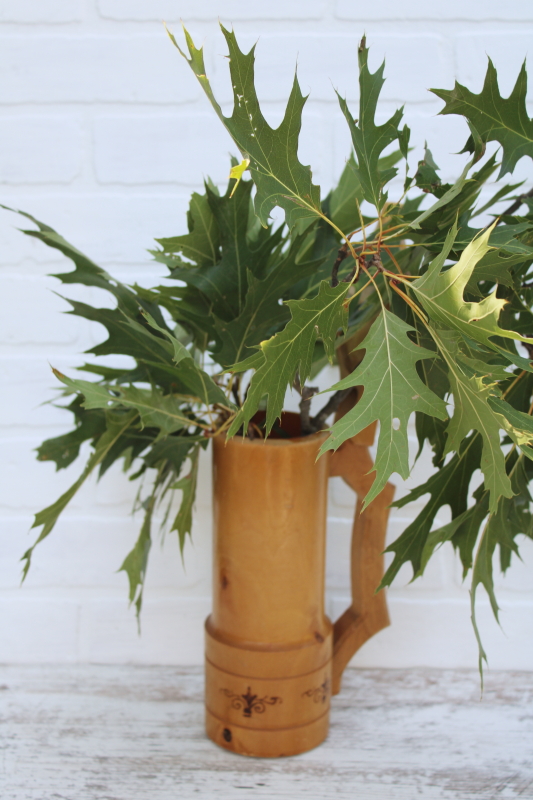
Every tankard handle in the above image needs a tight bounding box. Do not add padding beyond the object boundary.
[327,337,395,695]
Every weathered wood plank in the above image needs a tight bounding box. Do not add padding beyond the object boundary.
[1,666,532,799]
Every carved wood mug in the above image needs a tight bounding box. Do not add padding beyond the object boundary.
[204,409,394,758]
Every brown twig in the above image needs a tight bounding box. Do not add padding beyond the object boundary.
[341,265,357,284]
[497,187,533,221]
[331,245,349,287]
[246,421,264,440]
[299,384,319,435]
[368,253,384,272]
[310,388,353,432]
[231,374,241,408]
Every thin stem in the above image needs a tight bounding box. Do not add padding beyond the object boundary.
[356,199,367,255]
[497,186,533,220]
[331,245,349,287]
[344,276,374,306]
[389,280,429,325]
[502,370,526,399]
[359,260,386,314]
[321,214,359,262]
[299,384,319,434]
[382,244,404,276]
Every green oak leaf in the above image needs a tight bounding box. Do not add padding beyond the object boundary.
[414,143,451,197]
[117,434,207,619]
[379,433,482,588]
[320,309,448,507]
[228,281,350,436]
[166,179,283,321]
[336,37,405,210]
[469,453,533,674]
[489,395,533,458]
[327,152,365,233]
[143,435,205,474]
[387,369,533,589]
[408,155,500,235]
[490,456,533,575]
[171,25,322,231]
[36,398,106,471]
[2,206,129,298]
[417,448,533,675]
[459,120,486,164]
[411,223,532,355]
[4,208,211,394]
[440,366,509,510]
[436,329,511,382]
[472,180,525,218]
[133,283,216,352]
[3,207,167,328]
[432,59,533,178]
[155,191,220,267]
[228,349,264,375]
[411,317,450,464]
[169,444,201,553]
[118,471,158,620]
[409,158,473,230]
[66,299,176,366]
[430,327,533,511]
[465,251,523,294]
[140,312,233,408]
[4,208,178,373]
[473,458,528,613]
[53,369,194,437]
[426,220,533,258]
[23,410,137,580]
[211,236,323,368]
[140,311,191,364]
[98,424,159,479]
[434,489,490,581]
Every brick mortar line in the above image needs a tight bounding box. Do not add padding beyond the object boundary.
[2,20,533,30]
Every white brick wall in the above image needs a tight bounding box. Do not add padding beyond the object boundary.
[0,35,200,103]
[334,0,533,21]
[1,0,532,669]
[0,116,83,183]
[97,0,328,22]
[0,1,83,24]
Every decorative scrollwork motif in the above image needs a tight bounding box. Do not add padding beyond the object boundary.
[220,686,283,718]
[302,677,331,704]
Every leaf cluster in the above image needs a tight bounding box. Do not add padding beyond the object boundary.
[11,26,533,665]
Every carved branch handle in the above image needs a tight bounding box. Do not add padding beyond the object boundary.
[329,435,395,695]
[328,331,395,695]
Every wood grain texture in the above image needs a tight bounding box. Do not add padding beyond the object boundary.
[330,440,394,694]
[330,333,396,695]
[208,411,393,755]
[2,665,532,800]
[209,426,333,755]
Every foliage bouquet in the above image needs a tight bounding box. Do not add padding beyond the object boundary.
[12,26,533,668]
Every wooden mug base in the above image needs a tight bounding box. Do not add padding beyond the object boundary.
[205,706,329,758]
[205,617,333,757]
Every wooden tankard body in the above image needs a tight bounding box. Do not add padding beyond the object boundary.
[205,413,394,757]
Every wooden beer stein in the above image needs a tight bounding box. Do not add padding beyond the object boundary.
[205,409,394,757]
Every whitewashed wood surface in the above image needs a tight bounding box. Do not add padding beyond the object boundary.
[1,665,532,800]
